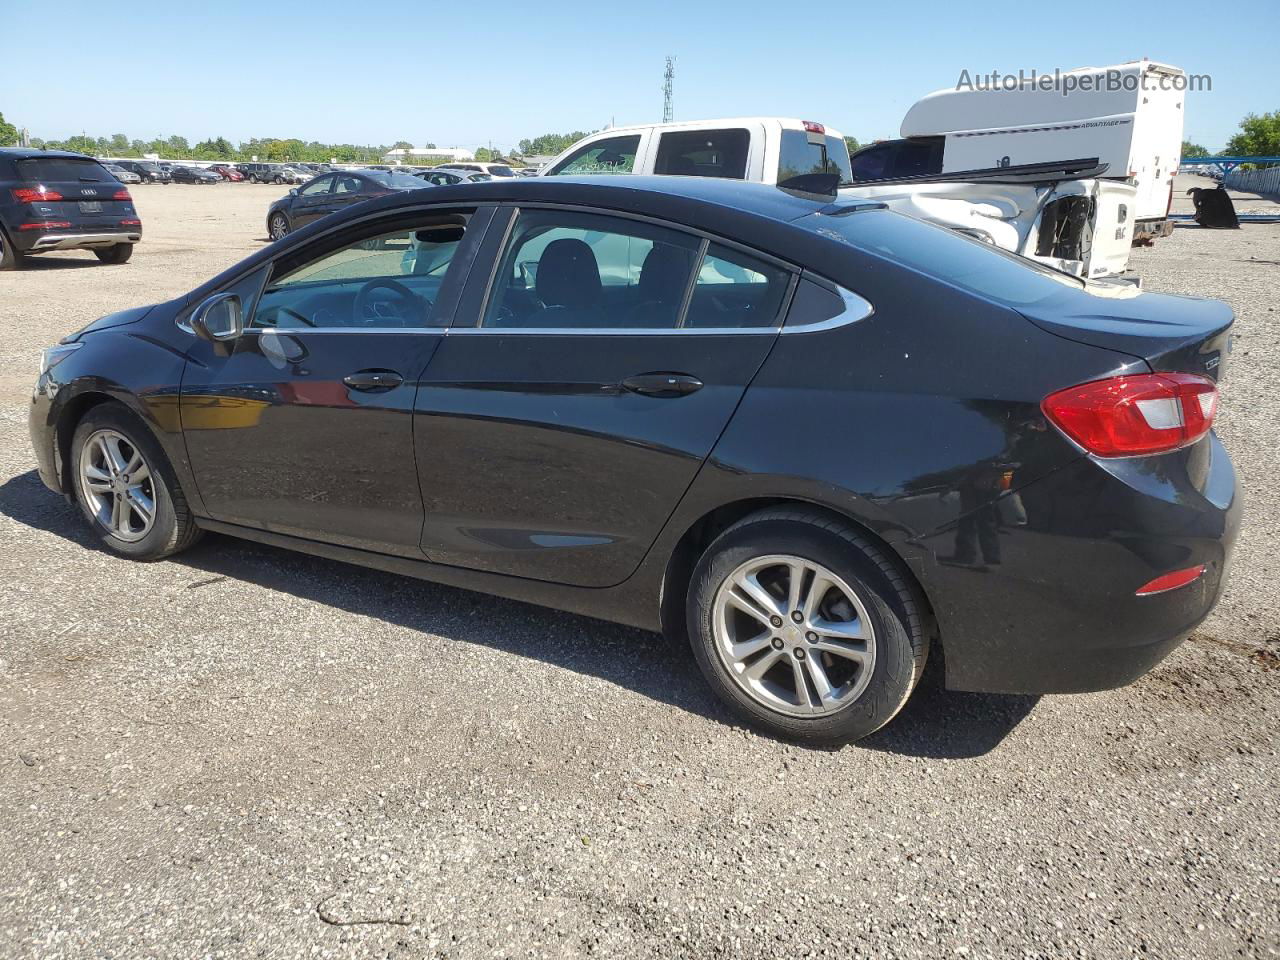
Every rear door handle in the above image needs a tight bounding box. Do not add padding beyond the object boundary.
[621,373,703,398]
[343,369,404,392]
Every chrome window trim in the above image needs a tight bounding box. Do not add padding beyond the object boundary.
[447,325,779,337]
[779,282,874,335]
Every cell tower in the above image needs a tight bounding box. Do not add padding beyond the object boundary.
[663,57,675,123]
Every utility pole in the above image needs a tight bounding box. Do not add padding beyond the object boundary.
[663,56,675,123]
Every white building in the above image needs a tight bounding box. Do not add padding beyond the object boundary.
[382,146,474,164]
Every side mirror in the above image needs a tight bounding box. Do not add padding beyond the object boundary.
[190,293,244,343]
[288,187,298,196]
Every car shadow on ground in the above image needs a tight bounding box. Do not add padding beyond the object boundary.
[0,468,1038,759]
[15,255,103,270]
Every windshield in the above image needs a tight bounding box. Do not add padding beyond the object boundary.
[795,207,1083,307]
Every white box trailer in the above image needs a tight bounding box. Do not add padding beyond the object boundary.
[901,60,1185,229]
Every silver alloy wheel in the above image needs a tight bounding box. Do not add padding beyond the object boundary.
[78,429,156,543]
[270,214,288,240]
[712,554,876,717]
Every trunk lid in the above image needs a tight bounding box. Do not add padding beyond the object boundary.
[1018,285,1233,381]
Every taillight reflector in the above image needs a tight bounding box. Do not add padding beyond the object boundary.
[120,218,141,226]
[12,187,64,203]
[1042,373,1218,457]
[19,221,72,230]
[1136,564,1206,596]
[802,121,826,135]
[112,189,132,201]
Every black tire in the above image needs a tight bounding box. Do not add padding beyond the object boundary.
[70,403,202,561]
[686,507,930,745]
[273,175,284,185]
[0,227,25,271]
[269,213,290,241]
[94,244,133,265]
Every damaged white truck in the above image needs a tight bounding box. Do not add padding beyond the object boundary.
[842,60,1187,280]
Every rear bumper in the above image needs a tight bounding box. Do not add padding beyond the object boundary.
[18,231,141,253]
[916,433,1240,694]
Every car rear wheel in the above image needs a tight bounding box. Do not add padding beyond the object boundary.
[94,244,133,265]
[686,507,930,745]
[269,213,290,241]
[0,229,26,271]
[71,403,202,561]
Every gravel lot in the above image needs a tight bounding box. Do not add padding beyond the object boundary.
[0,177,1277,960]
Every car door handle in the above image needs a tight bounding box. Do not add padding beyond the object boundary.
[621,373,703,398]
[343,369,403,391]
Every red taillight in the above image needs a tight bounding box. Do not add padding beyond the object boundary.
[19,221,72,230]
[1136,564,1206,596]
[802,121,826,135]
[120,218,141,226]
[12,187,65,203]
[1042,373,1218,457]
[112,188,131,201]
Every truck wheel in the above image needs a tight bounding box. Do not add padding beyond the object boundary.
[686,507,930,746]
[70,403,202,561]
[94,244,133,265]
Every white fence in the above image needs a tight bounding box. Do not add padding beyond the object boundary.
[1224,165,1280,199]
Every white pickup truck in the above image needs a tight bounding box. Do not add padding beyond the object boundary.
[539,117,852,189]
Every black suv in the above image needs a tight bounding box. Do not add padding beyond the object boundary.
[112,160,171,184]
[0,149,142,270]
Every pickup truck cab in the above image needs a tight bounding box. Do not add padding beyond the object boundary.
[540,118,852,189]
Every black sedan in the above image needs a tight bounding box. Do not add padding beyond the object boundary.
[29,176,1239,744]
[169,165,222,185]
[265,168,429,241]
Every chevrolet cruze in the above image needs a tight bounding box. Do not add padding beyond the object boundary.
[29,177,1239,744]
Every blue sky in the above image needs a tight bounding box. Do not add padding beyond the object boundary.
[5,0,1275,152]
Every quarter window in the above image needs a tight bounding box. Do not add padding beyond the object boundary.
[252,217,470,329]
[547,135,641,176]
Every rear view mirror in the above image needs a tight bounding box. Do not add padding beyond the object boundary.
[190,293,244,343]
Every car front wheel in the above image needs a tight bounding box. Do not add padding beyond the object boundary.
[686,507,930,745]
[269,213,290,241]
[71,403,202,561]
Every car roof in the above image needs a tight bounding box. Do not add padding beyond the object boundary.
[0,147,101,161]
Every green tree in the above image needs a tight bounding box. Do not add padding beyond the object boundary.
[1181,140,1210,159]
[0,112,18,147]
[109,133,130,155]
[518,131,594,156]
[474,146,494,162]
[843,136,861,155]
[1224,111,1280,157]
[165,134,191,157]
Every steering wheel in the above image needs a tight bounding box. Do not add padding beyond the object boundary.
[353,278,430,326]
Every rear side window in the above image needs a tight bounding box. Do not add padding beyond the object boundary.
[654,128,750,179]
[16,157,113,182]
[777,131,852,189]
[483,209,793,331]
[547,135,641,176]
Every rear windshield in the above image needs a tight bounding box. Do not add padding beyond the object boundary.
[796,207,1082,306]
[777,131,852,189]
[487,165,515,177]
[16,157,113,182]
[367,171,431,189]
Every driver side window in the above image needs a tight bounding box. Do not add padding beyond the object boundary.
[253,218,469,330]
